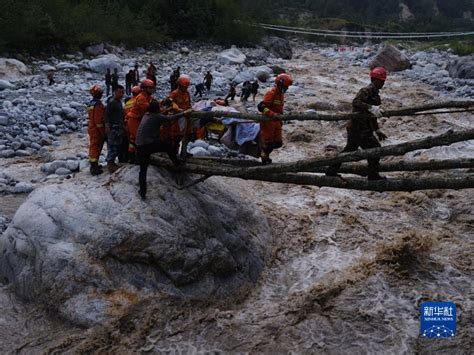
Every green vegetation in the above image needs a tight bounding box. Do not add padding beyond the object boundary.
[0,0,472,55]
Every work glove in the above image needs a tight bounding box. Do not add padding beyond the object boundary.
[376,129,388,141]
[369,106,383,118]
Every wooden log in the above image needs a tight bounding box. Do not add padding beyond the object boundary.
[158,156,474,176]
[153,129,474,178]
[150,156,474,192]
[189,100,474,122]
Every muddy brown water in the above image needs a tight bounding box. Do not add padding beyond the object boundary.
[0,46,472,353]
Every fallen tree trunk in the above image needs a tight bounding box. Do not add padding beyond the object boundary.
[159,156,474,175]
[153,129,474,178]
[189,100,474,122]
[150,156,474,192]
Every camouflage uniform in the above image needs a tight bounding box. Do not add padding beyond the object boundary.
[327,83,382,178]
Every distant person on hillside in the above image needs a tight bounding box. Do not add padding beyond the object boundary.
[241,81,252,102]
[146,62,157,85]
[125,69,134,95]
[105,69,112,96]
[204,71,213,92]
[47,71,55,86]
[169,66,180,91]
[225,82,236,101]
[326,67,388,180]
[194,82,205,97]
[132,63,140,85]
[251,81,259,101]
[111,68,119,92]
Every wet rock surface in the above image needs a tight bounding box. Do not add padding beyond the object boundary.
[0,166,271,327]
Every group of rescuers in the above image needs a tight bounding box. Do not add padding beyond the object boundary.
[87,66,388,199]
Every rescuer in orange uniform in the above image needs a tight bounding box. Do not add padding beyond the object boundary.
[161,74,194,156]
[87,85,106,175]
[126,79,154,162]
[257,73,293,165]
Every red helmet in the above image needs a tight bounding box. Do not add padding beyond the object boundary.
[275,73,293,88]
[89,85,103,96]
[370,67,387,81]
[140,79,155,88]
[177,74,191,88]
[131,85,141,94]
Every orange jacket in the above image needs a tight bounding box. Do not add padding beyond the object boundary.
[126,92,152,120]
[124,96,137,117]
[87,99,105,131]
[261,87,284,118]
[169,89,191,112]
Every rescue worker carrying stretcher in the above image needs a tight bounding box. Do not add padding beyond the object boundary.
[257,73,293,165]
[326,67,388,180]
[126,79,154,163]
[161,74,196,157]
[87,85,106,175]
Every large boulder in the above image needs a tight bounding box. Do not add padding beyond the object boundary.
[261,36,293,60]
[233,66,273,84]
[0,58,31,80]
[88,54,123,74]
[85,43,104,57]
[448,55,474,79]
[217,47,247,65]
[0,167,272,327]
[0,80,15,90]
[370,44,411,72]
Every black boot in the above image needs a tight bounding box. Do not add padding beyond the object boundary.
[90,162,103,176]
[368,173,387,181]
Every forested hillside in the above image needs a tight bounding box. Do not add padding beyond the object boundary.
[0,0,472,54]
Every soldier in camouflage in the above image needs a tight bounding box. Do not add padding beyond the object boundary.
[326,67,388,180]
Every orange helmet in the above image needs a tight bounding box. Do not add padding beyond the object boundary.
[370,67,387,81]
[275,73,293,87]
[140,79,155,88]
[131,85,141,94]
[89,85,103,96]
[177,74,191,88]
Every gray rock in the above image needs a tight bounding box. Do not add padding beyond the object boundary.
[40,137,52,146]
[0,149,15,158]
[39,124,48,131]
[262,36,293,60]
[31,142,42,150]
[66,160,79,172]
[370,44,411,72]
[40,64,56,72]
[0,58,31,80]
[55,167,72,176]
[0,115,8,125]
[47,124,57,133]
[217,47,247,65]
[12,182,34,194]
[0,167,271,327]
[448,55,474,79]
[11,141,22,150]
[88,54,122,74]
[0,79,15,90]
[85,43,104,57]
[56,62,79,71]
[15,150,30,157]
[180,47,190,55]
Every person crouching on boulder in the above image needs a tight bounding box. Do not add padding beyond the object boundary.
[325,67,388,180]
[136,100,190,200]
[257,73,293,165]
[87,85,106,175]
